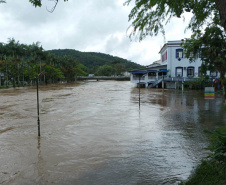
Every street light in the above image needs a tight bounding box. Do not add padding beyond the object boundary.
[36,72,45,137]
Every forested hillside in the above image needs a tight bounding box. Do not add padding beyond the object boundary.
[49,49,143,74]
[0,39,143,88]
[0,39,89,87]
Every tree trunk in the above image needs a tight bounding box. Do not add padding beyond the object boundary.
[215,0,226,31]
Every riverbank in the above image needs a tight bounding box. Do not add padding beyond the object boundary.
[181,125,226,184]
[181,160,226,184]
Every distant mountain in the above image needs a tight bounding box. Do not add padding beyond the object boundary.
[48,49,143,74]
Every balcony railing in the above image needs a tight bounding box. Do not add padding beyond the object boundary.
[133,76,145,80]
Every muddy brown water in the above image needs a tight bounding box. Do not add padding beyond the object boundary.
[0,81,225,184]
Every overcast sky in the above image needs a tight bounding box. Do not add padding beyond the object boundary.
[0,0,193,66]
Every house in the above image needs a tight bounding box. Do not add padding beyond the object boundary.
[130,40,220,88]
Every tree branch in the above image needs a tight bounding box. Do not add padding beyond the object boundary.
[46,0,58,13]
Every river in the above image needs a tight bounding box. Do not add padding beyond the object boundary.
[0,81,225,184]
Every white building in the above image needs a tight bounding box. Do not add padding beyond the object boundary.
[130,40,220,88]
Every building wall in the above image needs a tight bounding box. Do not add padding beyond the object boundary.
[160,40,220,78]
[130,40,221,89]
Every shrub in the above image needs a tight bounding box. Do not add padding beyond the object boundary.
[184,76,212,90]
[181,160,226,185]
[204,126,226,164]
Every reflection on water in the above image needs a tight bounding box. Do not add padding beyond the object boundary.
[0,81,225,184]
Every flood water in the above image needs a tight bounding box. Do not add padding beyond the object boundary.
[0,81,225,185]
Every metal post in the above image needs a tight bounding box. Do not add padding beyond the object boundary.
[162,75,164,89]
[182,80,184,91]
[36,77,40,137]
[139,76,141,109]
[22,60,24,87]
[5,56,8,87]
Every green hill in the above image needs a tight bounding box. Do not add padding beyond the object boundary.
[48,49,143,74]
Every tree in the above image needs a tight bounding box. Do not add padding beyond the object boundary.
[182,26,226,95]
[43,65,64,83]
[95,65,115,76]
[74,64,88,77]
[112,61,125,76]
[124,0,226,41]
[0,39,90,86]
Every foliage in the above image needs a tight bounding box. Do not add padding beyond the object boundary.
[0,0,68,12]
[184,76,212,90]
[223,77,226,97]
[0,38,88,86]
[124,0,225,41]
[29,0,68,7]
[181,160,226,185]
[95,65,115,76]
[112,60,126,76]
[28,0,68,13]
[181,126,226,185]
[74,64,88,76]
[49,49,143,74]
[43,65,64,81]
[1,38,137,86]
[182,26,226,97]
[204,126,226,164]
[182,26,226,80]
[223,104,226,111]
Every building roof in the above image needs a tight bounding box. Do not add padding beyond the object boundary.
[159,40,184,53]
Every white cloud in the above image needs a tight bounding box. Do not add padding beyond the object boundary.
[0,0,192,66]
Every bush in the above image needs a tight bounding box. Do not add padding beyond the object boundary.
[205,126,226,164]
[184,76,212,90]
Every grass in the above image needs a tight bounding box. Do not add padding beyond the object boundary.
[181,126,226,185]
[180,160,226,185]
[223,104,226,111]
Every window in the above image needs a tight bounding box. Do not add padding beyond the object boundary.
[187,67,194,77]
[176,67,183,77]
[162,51,167,62]
[176,49,183,58]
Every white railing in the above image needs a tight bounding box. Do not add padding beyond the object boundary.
[148,76,157,80]
[149,78,163,88]
[133,76,145,80]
